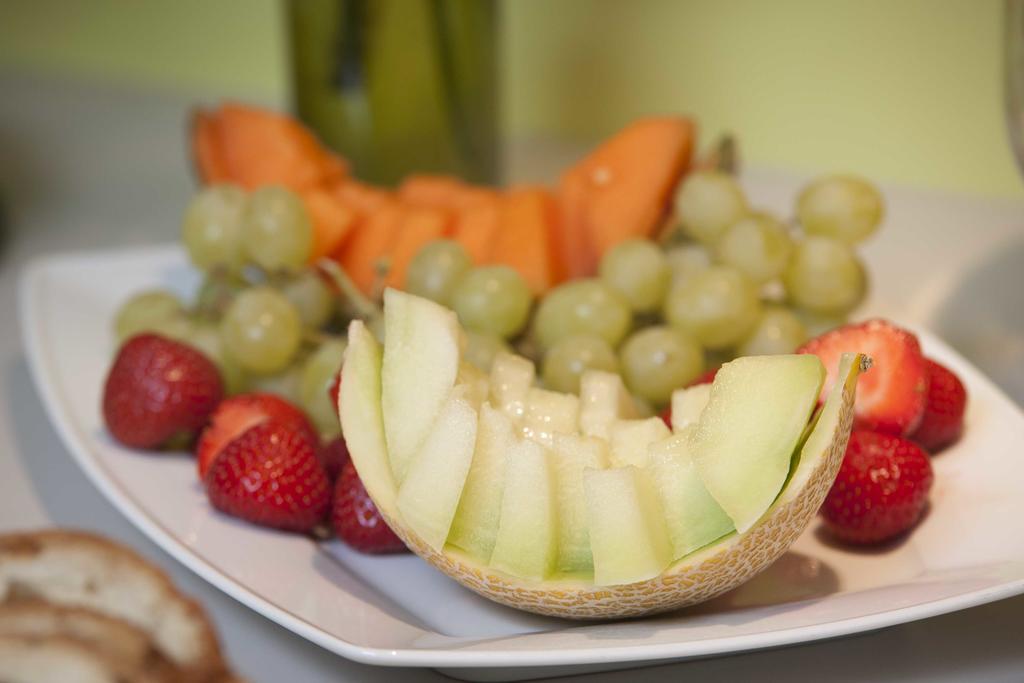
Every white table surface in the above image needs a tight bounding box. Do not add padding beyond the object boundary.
[2,71,1024,683]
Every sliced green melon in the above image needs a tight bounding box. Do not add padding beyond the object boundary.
[578,370,636,439]
[338,321,396,514]
[584,465,673,585]
[396,395,478,551]
[550,433,609,574]
[447,404,517,561]
[489,439,557,580]
[522,387,580,447]
[648,431,734,558]
[608,417,671,467]
[489,352,535,421]
[381,289,461,484]
[670,382,711,432]
[691,354,824,533]
[455,361,490,408]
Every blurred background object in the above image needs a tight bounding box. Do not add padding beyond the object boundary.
[287,0,498,184]
[0,0,1020,197]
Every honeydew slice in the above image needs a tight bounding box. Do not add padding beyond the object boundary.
[396,394,478,551]
[648,431,734,558]
[578,370,637,439]
[381,289,461,484]
[338,321,396,515]
[456,362,490,409]
[670,382,711,432]
[489,439,557,580]
[584,466,673,585]
[489,352,535,421]
[608,417,671,468]
[522,387,580,447]
[550,434,609,574]
[447,404,517,561]
[692,355,824,533]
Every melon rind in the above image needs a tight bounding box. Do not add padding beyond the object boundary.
[344,349,864,619]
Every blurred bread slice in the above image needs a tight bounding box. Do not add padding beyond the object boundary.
[0,601,176,681]
[0,634,144,683]
[0,530,235,682]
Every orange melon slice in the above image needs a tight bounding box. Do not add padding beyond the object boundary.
[559,117,695,270]
[490,187,563,293]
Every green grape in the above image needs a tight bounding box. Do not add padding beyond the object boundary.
[114,290,185,342]
[450,266,532,339]
[664,266,761,349]
[676,171,749,244]
[194,271,248,320]
[280,270,335,329]
[714,212,793,284]
[795,309,848,338]
[736,306,809,357]
[598,239,671,313]
[299,338,348,437]
[242,186,312,271]
[187,323,248,395]
[534,279,632,351]
[665,243,712,288]
[406,239,472,305]
[797,175,883,244]
[181,185,247,272]
[620,326,704,406]
[220,287,302,374]
[541,334,619,394]
[463,331,511,372]
[247,360,303,405]
[783,236,867,314]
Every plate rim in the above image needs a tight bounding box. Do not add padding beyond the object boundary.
[18,244,1024,671]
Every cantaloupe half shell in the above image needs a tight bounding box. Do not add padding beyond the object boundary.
[340,320,866,619]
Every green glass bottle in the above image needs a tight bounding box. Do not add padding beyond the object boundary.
[287,0,499,185]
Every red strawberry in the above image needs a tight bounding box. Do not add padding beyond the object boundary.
[798,319,928,436]
[821,430,934,544]
[659,406,672,429]
[206,421,330,532]
[103,334,223,449]
[911,359,967,453]
[196,393,317,479]
[319,435,349,482]
[332,460,407,554]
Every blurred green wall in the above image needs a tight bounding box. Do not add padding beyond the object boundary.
[1,0,1019,197]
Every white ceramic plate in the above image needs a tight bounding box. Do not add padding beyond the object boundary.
[20,245,1024,682]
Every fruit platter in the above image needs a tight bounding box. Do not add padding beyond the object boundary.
[19,105,1024,678]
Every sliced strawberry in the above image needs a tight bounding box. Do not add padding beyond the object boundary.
[798,319,928,436]
[911,358,967,452]
[206,421,330,532]
[196,393,317,479]
[821,430,933,544]
[332,460,407,554]
[103,334,223,449]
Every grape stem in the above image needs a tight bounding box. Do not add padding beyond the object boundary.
[316,259,382,324]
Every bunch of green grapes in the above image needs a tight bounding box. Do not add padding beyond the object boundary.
[395,170,881,411]
[113,184,351,438]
